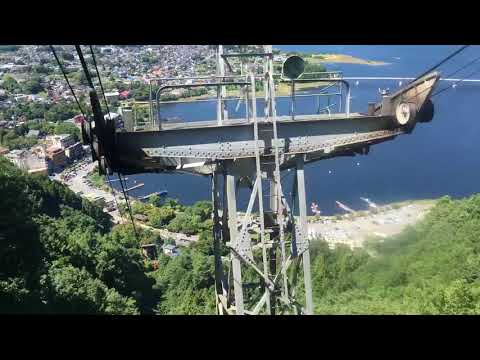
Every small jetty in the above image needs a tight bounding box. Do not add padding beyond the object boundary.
[125,182,145,192]
[360,197,379,209]
[336,201,356,214]
[139,190,168,201]
[107,177,128,183]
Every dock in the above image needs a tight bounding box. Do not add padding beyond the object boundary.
[107,177,128,183]
[336,201,356,214]
[138,190,168,200]
[125,183,144,192]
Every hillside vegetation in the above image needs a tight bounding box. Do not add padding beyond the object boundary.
[310,195,480,314]
[0,156,217,314]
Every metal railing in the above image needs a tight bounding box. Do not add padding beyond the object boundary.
[280,77,351,118]
[154,80,251,129]
[128,71,351,130]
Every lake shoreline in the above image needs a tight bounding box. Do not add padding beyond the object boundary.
[307,198,437,249]
[130,52,387,105]
[308,53,389,66]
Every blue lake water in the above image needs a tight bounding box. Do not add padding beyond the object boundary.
[112,45,480,215]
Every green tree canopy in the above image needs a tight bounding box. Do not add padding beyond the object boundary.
[44,101,80,122]
[54,122,80,142]
[1,74,20,92]
[0,157,156,314]
[22,76,44,94]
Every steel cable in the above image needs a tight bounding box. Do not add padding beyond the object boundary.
[74,45,140,242]
[410,45,470,84]
[49,45,87,119]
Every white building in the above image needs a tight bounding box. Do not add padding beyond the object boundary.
[162,244,179,257]
[100,47,114,54]
[104,91,119,104]
[14,94,29,103]
[46,134,75,150]
[5,149,27,168]
[5,149,49,175]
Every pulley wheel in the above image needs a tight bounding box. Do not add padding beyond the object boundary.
[394,102,417,126]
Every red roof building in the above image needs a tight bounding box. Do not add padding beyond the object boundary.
[73,114,85,125]
[119,90,130,99]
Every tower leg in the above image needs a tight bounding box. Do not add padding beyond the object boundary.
[212,170,228,314]
[268,179,278,314]
[256,175,271,315]
[225,161,244,315]
[296,156,314,315]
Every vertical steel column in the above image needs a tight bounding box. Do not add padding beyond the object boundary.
[149,81,154,128]
[266,53,280,312]
[291,80,296,120]
[339,82,343,113]
[295,156,314,315]
[216,45,225,126]
[241,63,249,121]
[222,171,230,246]
[225,160,244,314]
[270,180,277,212]
[245,82,250,121]
[346,83,351,117]
[263,45,271,120]
[212,172,221,314]
[250,73,271,315]
[267,55,289,304]
[289,174,301,314]
[268,179,277,313]
[217,45,225,125]
[212,170,228,314]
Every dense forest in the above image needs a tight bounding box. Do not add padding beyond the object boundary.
[2,154,480,314]
[0,157,216,314]
[310,195,480,314]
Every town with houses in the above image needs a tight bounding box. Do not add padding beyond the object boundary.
[0,45,284,179]
[0,45,216,175]
[0,45,267,257]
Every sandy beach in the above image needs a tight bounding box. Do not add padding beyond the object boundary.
[307,200,436,249]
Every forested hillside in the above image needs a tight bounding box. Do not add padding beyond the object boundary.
[311,195,480,314]
[0,157,216,314]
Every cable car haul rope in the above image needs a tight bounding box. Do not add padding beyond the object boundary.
[50,45,140,243]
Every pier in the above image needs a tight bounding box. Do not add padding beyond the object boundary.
[106,177,128,182]
[124,183,144,192]
[138,191,168,200]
